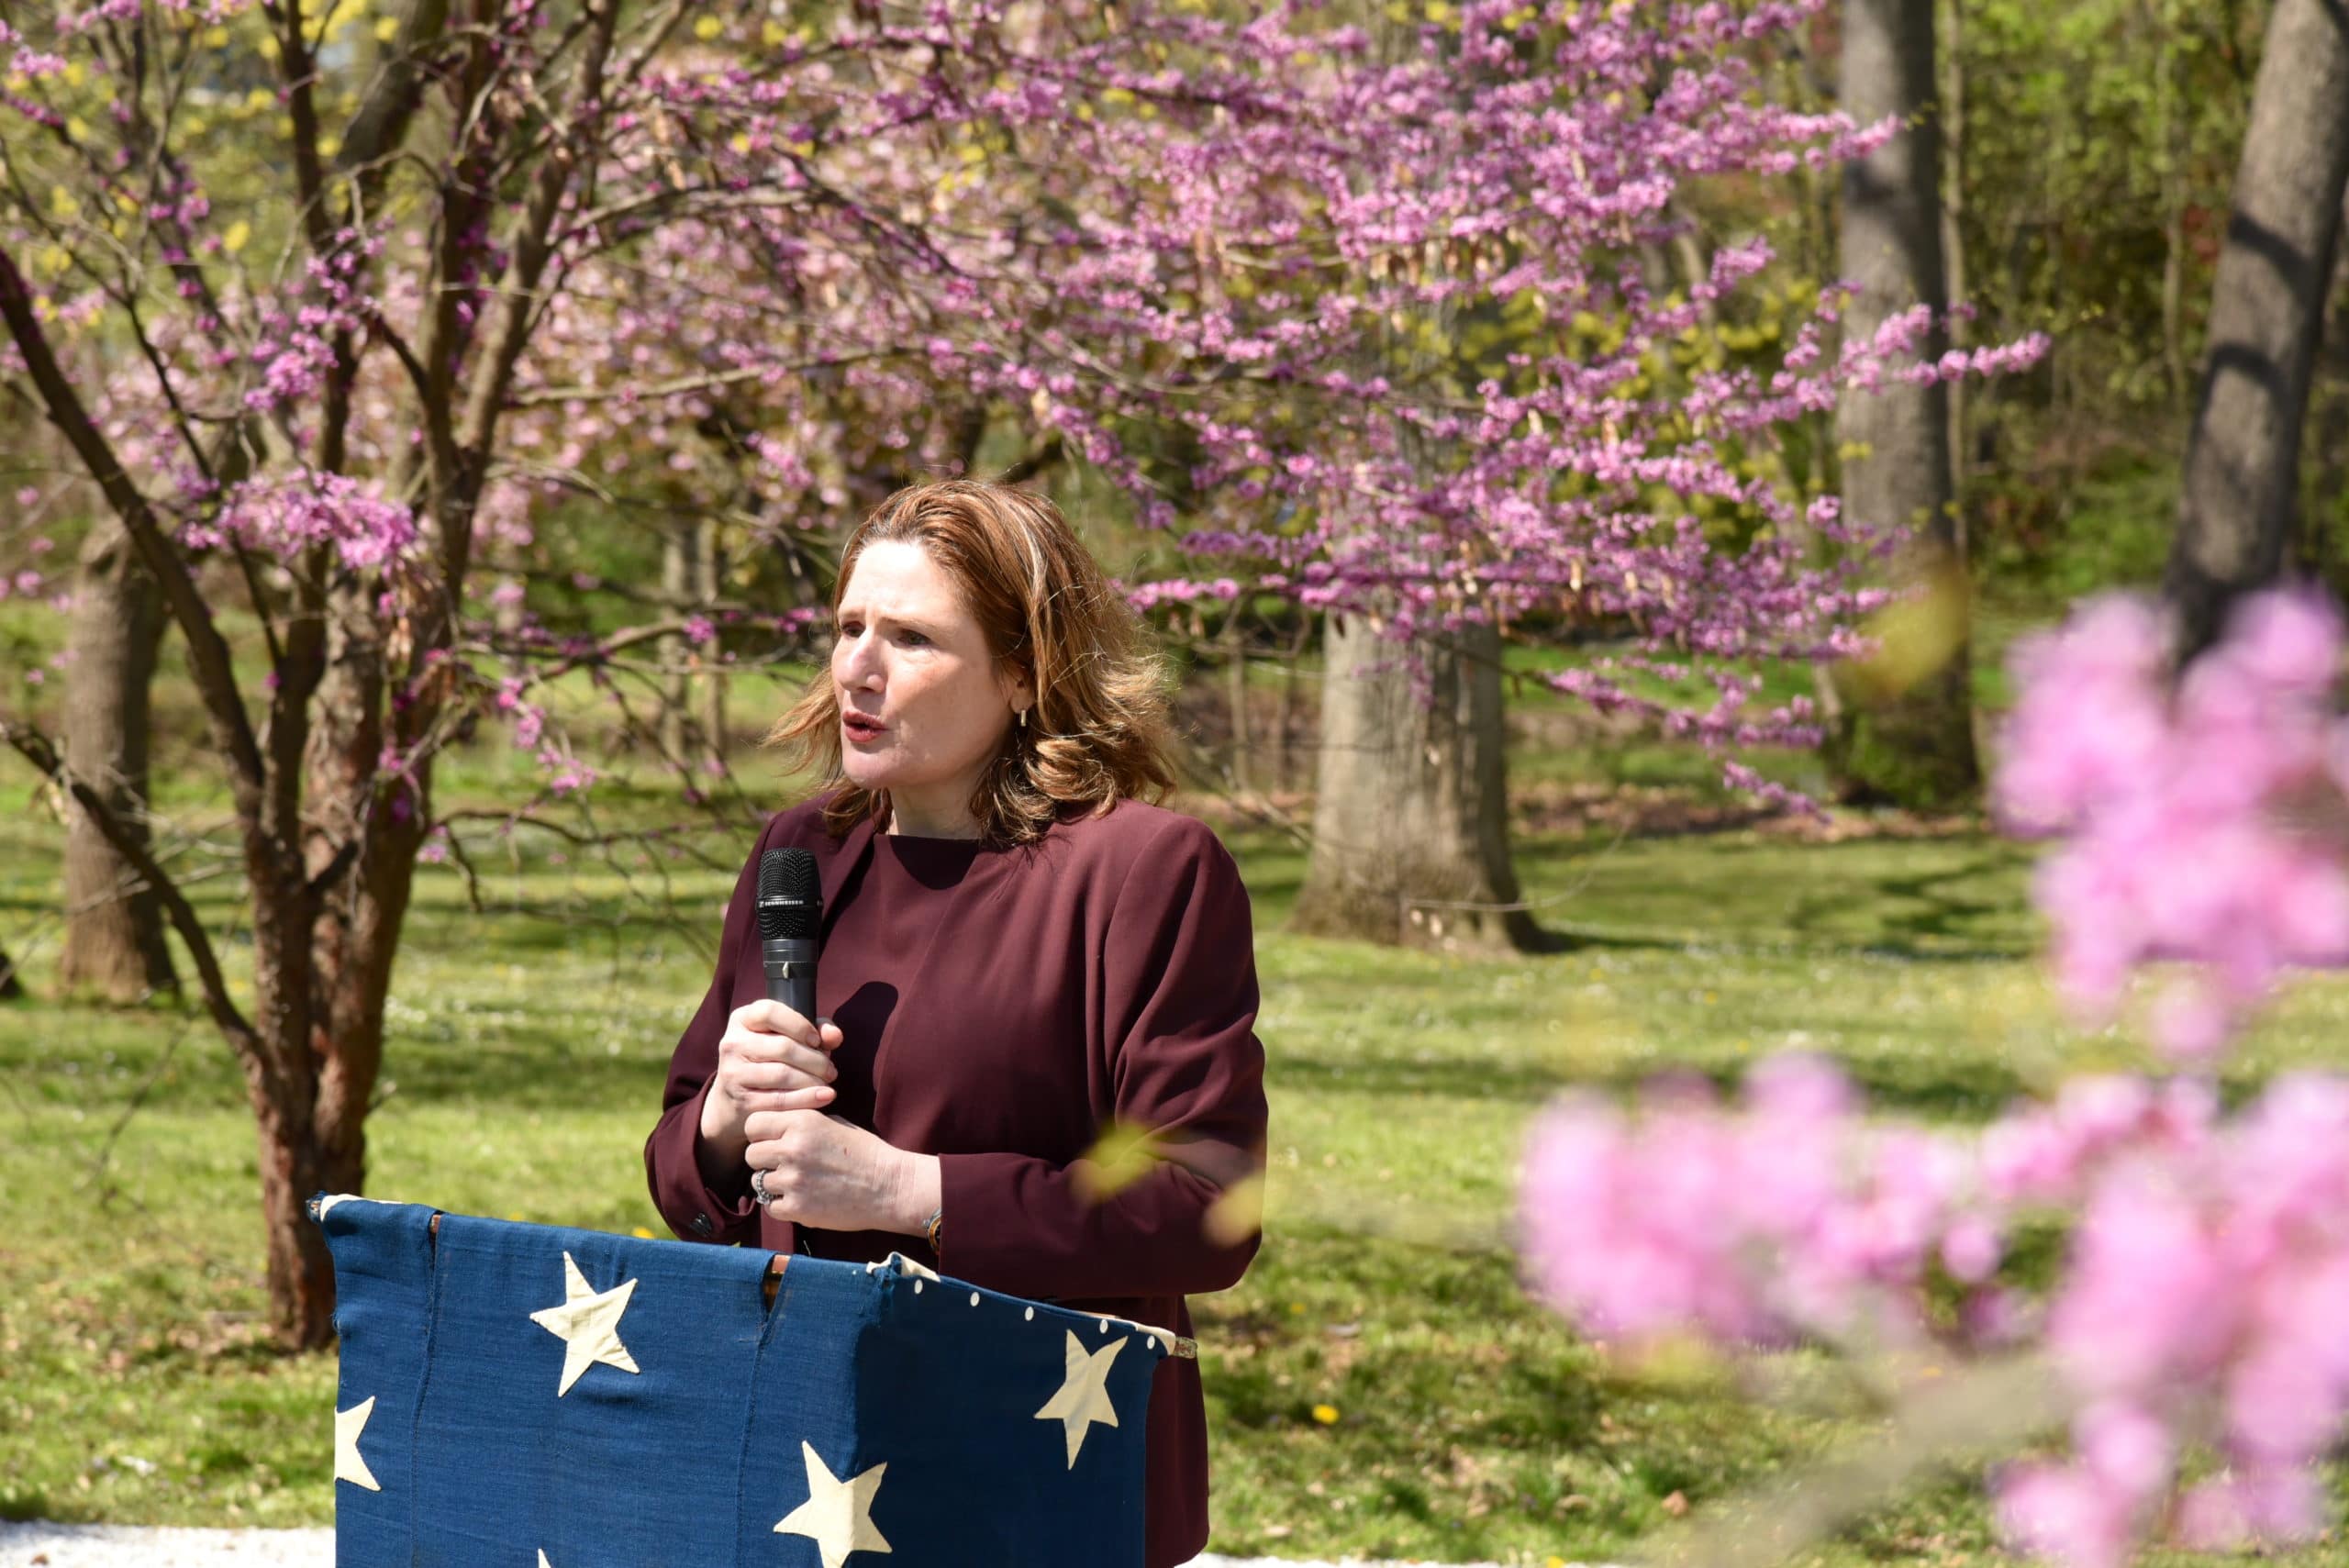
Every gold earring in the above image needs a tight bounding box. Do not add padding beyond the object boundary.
[1017,706,1029,731]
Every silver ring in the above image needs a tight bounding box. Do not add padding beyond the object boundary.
[750,1168,771,1207]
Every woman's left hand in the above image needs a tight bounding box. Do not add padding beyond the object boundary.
[743,1109,936,1235]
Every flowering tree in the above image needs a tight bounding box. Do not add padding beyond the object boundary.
[1520,587,2349,1565]
[0,0,1322,1347]
[1065,0,2042,944]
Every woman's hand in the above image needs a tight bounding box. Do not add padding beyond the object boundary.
[744,1110,941,1237]
[697,1000,843,1166]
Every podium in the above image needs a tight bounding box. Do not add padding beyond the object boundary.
[315,1196,1174,1567]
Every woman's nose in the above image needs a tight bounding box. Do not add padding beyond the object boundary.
[837,632,884,688]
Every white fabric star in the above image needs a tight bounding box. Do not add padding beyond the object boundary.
[774,1440,892,1568]
[1034,1330,1128,1467]
[528,1251,640,1396]
[537,1554,554,1568]
[333,1395,381,1492]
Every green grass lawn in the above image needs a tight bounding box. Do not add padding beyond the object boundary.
[6,750,2349,1563]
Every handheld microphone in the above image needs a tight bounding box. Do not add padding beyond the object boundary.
[755,848,821,1021]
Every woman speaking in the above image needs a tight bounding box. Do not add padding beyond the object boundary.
[644,480,1270,1568]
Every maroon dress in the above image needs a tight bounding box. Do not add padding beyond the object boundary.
[644,795,1269,1568]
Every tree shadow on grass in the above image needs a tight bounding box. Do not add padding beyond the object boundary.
[1266,1049,1577,1105]
[1267,1019,2032,1122]
[1564,1053,2032,1124]
[371,1043,673,1111]
[1514,833,2038,964]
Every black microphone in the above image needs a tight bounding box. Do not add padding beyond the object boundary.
[755,848,821,1021]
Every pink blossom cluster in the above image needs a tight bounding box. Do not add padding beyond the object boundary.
[1999,1074,2349,1566]
[1120,577,1241,613]
[1518,1055,1985,1347]
[488,678,594,798]
[242,234,380,417]
[1994,590,2349,1058]
[1520,1058,2349,1565]
[55,0,253,36]
[181,471,417,573]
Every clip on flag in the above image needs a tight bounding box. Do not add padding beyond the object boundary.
[314,1195,1174,1567]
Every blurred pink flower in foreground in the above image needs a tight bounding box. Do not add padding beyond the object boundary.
[1518,1055,1976,1348]
[1520,1063,2349,1567]
[1994,589,2349,1058]
[1997,1074,2349,1567]
[1520,588,2349,1568]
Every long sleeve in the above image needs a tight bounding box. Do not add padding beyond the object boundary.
[643,815,779,1246]
[936,815,1269,1301]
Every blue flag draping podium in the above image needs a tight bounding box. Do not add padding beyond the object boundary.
[314,1195,1179,1567]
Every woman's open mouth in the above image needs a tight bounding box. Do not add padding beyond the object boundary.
[842,712,885,742]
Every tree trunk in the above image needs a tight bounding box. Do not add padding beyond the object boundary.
[2164,0,2349,658]
[660,517,692,763]
[304,588,419,1207]
[696,517,728,765]
[1292,615,1541,952]
[240,828,336,1347]
[1271,614,1309,794]
[246,1051,338,1350]
[2154,1,2192,421]
[1829,0,1979,807]
[1223,608,1252,794]
[2310,222,2349,584]
[58,516,176,1000]
[1940,0,1969,490]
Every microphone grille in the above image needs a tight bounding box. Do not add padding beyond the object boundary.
[755,848,821,940]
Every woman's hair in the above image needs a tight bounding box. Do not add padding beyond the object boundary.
[766,479,1178,844]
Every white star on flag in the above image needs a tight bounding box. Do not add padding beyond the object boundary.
[1034,1330,1127,1467]
[334,1395,381,1491]
[774,1440,892,1568]
[528,1251,640,1396]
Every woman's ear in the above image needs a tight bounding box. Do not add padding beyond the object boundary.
[1000,660,1035,715]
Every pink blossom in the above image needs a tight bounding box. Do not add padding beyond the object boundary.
[184,471,418,573]
[1520,1058,1985,1347]
[1998,1462,2141,1568]
[1995,589,2349,1053]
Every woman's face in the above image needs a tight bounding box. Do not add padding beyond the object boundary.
[831,539,1029,831]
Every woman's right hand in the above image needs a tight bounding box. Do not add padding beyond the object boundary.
[697,1000,843,1160]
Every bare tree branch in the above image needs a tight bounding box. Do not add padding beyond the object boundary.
[506,350,893,409]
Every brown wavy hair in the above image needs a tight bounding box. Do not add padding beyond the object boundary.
[766,479,1178,844]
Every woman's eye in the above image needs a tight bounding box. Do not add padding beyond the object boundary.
[899,629,929,647]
